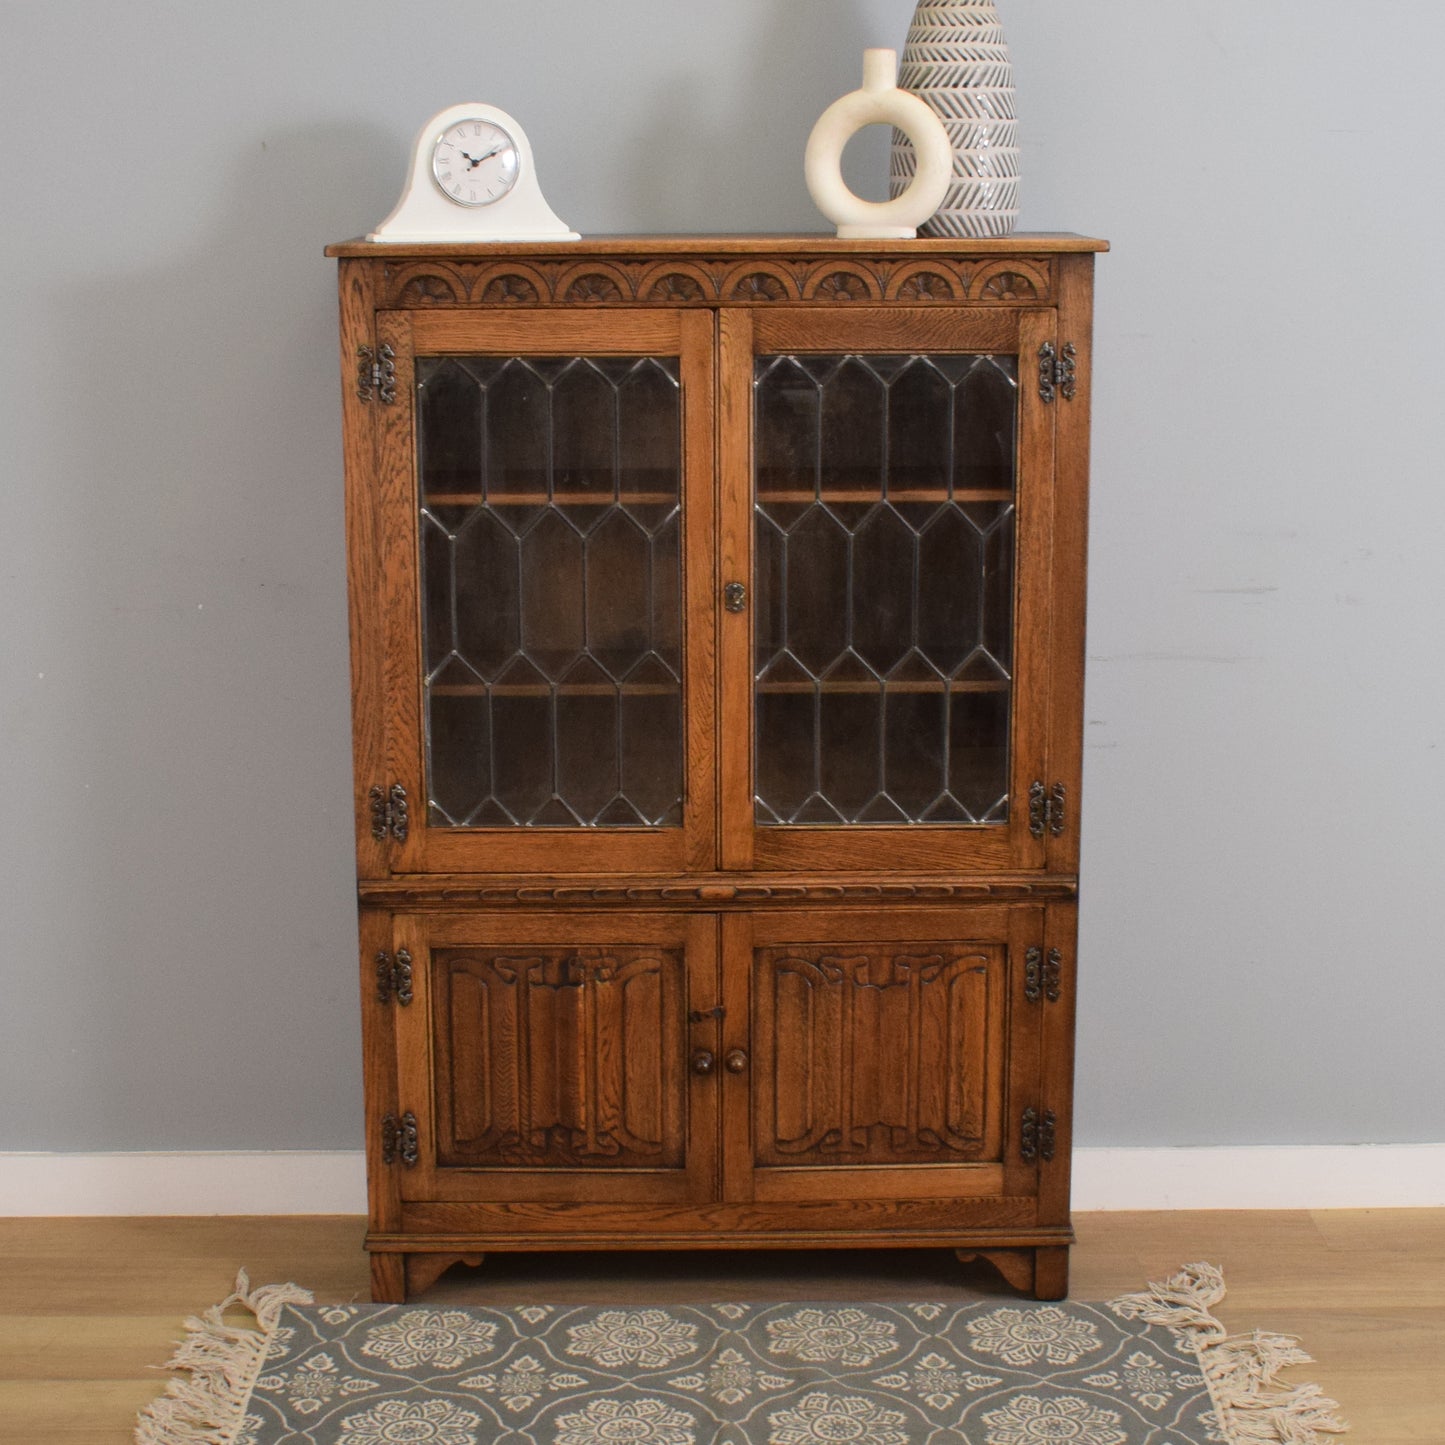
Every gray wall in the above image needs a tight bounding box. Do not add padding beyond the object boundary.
[2,0,1441,1153]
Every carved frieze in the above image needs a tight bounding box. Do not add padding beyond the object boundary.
[377,253,1053,308]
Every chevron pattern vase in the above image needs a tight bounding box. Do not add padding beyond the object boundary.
[891,0,1019,238]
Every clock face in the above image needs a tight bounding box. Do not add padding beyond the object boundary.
[431,119,521,207]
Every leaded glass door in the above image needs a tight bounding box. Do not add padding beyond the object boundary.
[375,310,716,874]
[719,308,1056,871]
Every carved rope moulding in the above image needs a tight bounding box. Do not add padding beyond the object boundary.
[380,255,1052,307]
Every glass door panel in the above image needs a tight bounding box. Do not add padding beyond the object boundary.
[720,308,1054,872]
[754,352,1017,827]
[379,310,716,875]
[418,355,684,829]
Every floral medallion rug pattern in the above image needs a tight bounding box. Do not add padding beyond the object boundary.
[135,1264,1345,1445]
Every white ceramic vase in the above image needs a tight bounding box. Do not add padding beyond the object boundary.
[890,0,1019,238]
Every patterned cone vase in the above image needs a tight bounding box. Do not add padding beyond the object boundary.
[890,0,1020,238]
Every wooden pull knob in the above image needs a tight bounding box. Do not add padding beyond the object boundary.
[691,1050,716,1076]
[725,1049,749,1074]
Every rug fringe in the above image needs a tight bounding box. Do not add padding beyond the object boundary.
[1110,1262,1348,1444]
[134,1269,313,1445]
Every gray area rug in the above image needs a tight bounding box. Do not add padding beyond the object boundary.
[135,1264,1345,1444]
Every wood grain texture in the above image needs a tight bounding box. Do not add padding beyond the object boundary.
[337,260,389,880]
[335,237,1099,1300]
[357,873,1080,907]
[1045,255,1096,877]
[4,1210,1436,1444]
[326,233,1109,257]
[388,911,719,1208]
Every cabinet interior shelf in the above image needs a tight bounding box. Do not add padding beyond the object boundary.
[422,488,1014,509]
[756,677,1010,695]
[756,488,1014,505]
[429,679,1008,698]
[425,492,679,508]
[430,681,680,698]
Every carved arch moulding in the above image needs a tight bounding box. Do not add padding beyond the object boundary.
[379,255,1053,308]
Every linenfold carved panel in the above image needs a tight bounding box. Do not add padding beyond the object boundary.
[380,256,1052,308]
[753,943,1005,1168]
[431,946,687,1170]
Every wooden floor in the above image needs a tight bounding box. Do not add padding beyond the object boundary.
[0,1210,1440,1442]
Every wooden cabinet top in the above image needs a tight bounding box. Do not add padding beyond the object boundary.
[326,234,1104,311]
[326,232,1108,259]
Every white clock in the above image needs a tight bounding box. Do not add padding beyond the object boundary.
[368,103,579,243]
[431,117,520,208]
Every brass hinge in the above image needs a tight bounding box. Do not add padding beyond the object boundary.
[1020,1106,1057,1163]
[1038,342,1077,403]
[1045,947,1063,1003]
[381,1111,419,1167]
[357,344,397,405]
[1028,781,1067,838]
[368,783,410,844]
[375,949,414,1007]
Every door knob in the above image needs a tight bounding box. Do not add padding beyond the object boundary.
[725,1049,749,1074]
[691,1050,716,1076]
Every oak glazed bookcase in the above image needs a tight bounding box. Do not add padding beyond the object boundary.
[326,234,1106,1302]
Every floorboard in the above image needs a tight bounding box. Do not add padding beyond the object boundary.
[0,1210,1439,1443]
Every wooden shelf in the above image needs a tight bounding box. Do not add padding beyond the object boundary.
[756,678,1009,696]
[425,489,1011,508]
[756,488,1013,505]
[433,679,1004,698]
[430,681,679,698]
[424,492,679,508]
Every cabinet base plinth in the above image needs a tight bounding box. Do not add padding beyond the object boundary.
[955,1245,1070,1299]
[368,1232,1073,1302]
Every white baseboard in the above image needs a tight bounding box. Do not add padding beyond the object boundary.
[1071,1144,1445,1210]
[1,1145,1441,1217]
[0,1151,368,1217]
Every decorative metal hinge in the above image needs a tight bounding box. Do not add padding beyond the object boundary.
[381,1111,419,1167]
[375,949,414,1006]
[357,343,397,405]
[1024,947,1065,1004]
[368,783,410,843]
[1028,781,1067,838]
[1020,1106,1058,1163]
[1038,341,1078,403]
[1044,947,1063,1003]
[1024,947,1043,1004]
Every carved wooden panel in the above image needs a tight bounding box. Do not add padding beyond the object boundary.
[753,943,1005,1168]
[379,255,1053,309]
[431,945,686,1170]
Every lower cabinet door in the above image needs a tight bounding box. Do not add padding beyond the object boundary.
[721,908,1044,1205]
[391,912,719,1205]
